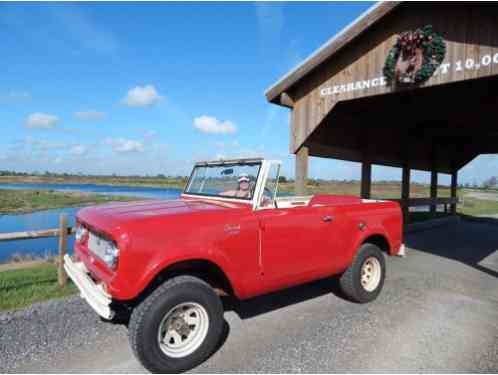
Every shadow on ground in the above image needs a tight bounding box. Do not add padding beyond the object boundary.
[222,276,347,321]
[405,216,498,279]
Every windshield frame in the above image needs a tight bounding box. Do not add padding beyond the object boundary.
[182,160,263,202]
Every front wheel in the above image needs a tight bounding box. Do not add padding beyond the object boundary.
[129,275,224,373]
[339,243,386,303]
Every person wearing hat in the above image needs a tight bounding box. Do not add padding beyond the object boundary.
[221,173,252,198]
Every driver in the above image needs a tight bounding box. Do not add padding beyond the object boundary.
[221,173,251,198]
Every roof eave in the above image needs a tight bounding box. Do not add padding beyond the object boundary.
[265,1,402,106]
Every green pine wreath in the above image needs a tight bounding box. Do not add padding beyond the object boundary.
[383,25,446,85]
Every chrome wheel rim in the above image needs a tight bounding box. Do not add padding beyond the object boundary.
[157,302,209,358]
[361,257,382,292]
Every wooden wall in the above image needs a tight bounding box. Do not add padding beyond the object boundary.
[288,3,498,153]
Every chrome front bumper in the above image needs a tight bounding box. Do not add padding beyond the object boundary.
[64,254,114,320]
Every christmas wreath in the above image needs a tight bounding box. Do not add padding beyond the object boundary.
[383,25,446,85]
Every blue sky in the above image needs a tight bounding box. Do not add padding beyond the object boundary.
[1,1,495,184]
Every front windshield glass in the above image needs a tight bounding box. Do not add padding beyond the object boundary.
[184,162,261,200]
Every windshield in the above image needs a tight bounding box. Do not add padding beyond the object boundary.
[184,162,261,200]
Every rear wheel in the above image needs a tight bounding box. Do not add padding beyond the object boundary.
[129,275,224,373]
[339,243,385,303]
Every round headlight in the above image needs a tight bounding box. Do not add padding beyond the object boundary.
[102,241,119,270]
[75,225,88,242]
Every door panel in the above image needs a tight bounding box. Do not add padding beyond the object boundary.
[256,206,336,289]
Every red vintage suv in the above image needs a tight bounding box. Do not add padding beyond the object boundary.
[64,158,403,373]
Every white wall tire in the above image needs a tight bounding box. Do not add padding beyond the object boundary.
[129,276,224,373]
[340,243,386,303]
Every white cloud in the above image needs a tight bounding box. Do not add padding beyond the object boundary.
[123,85,163,107]
[69,145,87,155]
[105,138,144,153]
[74,110,106,121]
[193,115,237,135]
[24,113,59,129]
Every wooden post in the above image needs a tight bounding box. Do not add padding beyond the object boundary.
[430,170,438,214]
[361,161,372,199]
[451,170,458,215]
[58,214,68,288]
[401,165,410,224]
[295,146,309,196]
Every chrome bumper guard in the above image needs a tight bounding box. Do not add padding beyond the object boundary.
[64,254,114,320]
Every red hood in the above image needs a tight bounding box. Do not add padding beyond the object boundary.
[77,198,248,235]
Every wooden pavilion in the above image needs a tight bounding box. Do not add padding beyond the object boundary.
[265,2,498,222]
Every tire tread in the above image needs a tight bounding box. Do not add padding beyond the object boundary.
[339,243,385,303]
[129,275,222,373]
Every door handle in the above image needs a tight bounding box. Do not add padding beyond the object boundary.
[322,215,334,222]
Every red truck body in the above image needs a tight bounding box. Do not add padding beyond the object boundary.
[74,194,402,302]
[65,159,404,372]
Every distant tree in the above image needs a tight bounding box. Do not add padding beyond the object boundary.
[482,176,496,189]
[278,176,288,183]
[308,178,320,186]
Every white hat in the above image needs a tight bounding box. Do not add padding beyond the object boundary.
[238,173,250,183]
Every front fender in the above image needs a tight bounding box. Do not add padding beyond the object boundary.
[109,245,245,301]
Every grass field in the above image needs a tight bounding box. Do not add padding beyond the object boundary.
[0,189,139,214]
[0,262,77,312]
[458,197,498,216]
[278,180,451,199]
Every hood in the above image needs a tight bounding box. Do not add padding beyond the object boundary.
[77,198,248,234]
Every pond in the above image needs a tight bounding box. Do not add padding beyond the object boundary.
[0,183,183,262]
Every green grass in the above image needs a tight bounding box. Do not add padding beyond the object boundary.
[278,181,451,199]
[0,189,140,214]
[458,197,498,216]
[408,195,498,223]
[0,263,77,312]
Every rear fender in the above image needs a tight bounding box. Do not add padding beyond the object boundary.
[350,226,397,259]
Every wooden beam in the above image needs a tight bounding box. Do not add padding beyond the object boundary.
[361,161,372,199]
[401,165,410,225]
[430,170,438,214]
[0,227,74,242]
[295,146,309,196]
[280,92,294,108]
[451,171,458,215]
[58,214,68,288]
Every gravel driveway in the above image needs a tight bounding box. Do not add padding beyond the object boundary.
[1,220,497,373]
